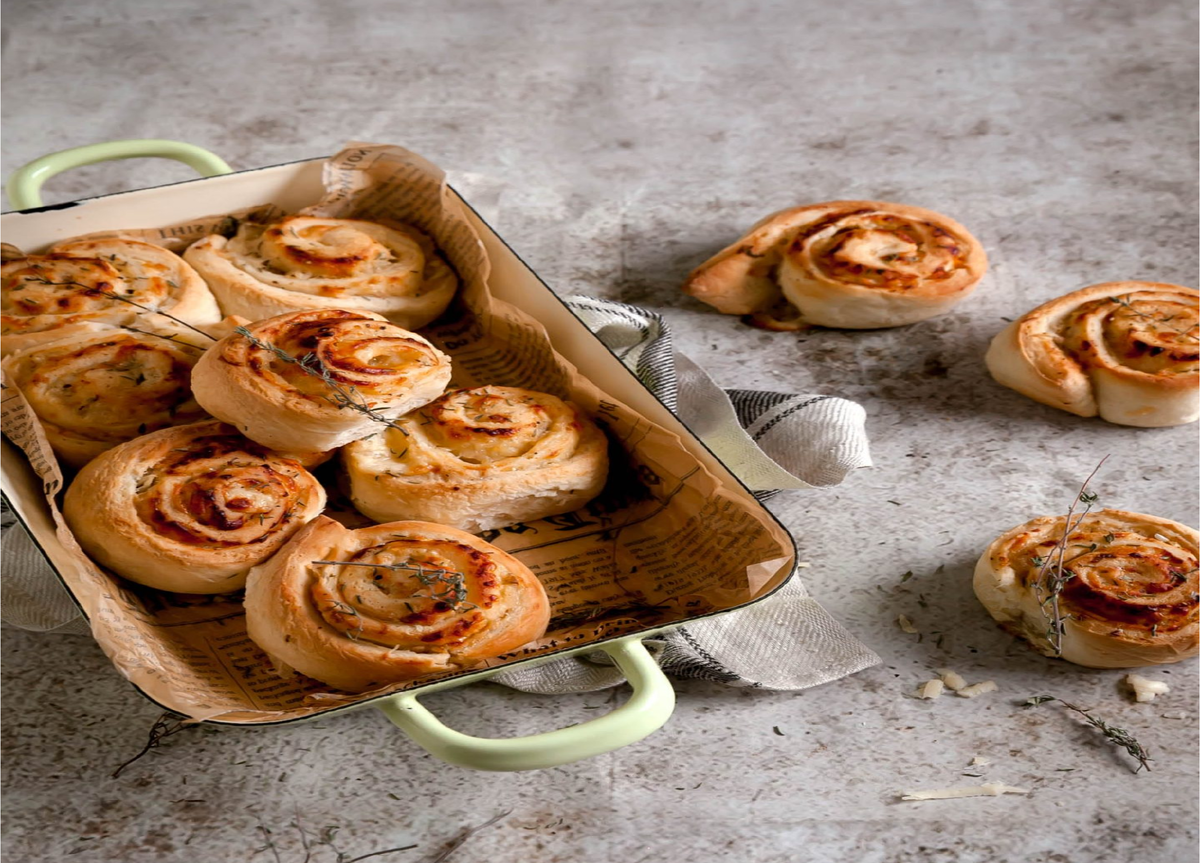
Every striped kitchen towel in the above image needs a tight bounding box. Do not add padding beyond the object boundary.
[490,297,879,692]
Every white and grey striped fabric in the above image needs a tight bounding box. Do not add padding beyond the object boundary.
[0,296,880,690]
[1,500,91,635]
[493,297,879,692]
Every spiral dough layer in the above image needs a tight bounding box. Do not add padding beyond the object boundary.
[974,509,1198,667]
[244,517,551,691]
[191,309,452,452]
[342,385,609,532]
[184,216,458,329]
[1,237,220,356]
[2,323,209,468]
[986,281,1199,427]
[683,200,987,329]
[63,420,326,593]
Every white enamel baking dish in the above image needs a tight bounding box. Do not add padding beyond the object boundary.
[1,140,796,770]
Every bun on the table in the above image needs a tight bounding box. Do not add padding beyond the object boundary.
[1,322,209,468]
[986,281,1199,427]
[342,385,609,532]
[2,237,220,356]
[974,509,1198,667]
[244,516,551,691]
[63,420,326,593]
[190,308,452,452]
[185,216,457,330]
[684,200,987,329]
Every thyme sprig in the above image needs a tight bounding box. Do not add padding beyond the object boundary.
[119,324,208,352]
[312,560,477,611]
[423,810,511,863]
[1022,695,1152,773]
[111,711,193,778]
[1031,457,1108,656]
[233,327,409,437]
[23,276,218,342]
[1108,294,1200,342]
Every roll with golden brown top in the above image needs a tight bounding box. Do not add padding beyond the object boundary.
[184,216,458,329]
[342,385,609,532]
[684,200,987,329]
[1,237,220,356]
[63,421,326,593]
[1,322,210,468]
[974,509,1198,668]
[244,517,551,691]
[986,282,1199,427]
[190,309,452,453]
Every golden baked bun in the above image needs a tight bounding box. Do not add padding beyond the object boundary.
[244,516,551,691]
[342,385,609,532]
[184,216,458,329]
[63,420,326,593]
[974,509,1198,668]
[1,323,209,468]
[191,309,452,453]
[986,282,1199,427]
[1,237,220,356]
[684,201,987,329]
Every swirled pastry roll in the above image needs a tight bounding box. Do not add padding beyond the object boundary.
[191,309,452,452]
[244,516,551,691]
[2,237,220,355]
[63,420,326,593]
[684,201,987,329]
[974,510,1198,668]
[184,216,458,329]
[342,385,609,532]
[986,282,1199,427]
[1,323,209,468]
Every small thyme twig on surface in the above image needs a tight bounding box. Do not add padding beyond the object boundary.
[253,812,422,863]
[340,842,421,863]
[1022,695,1152,773]
[111,711,193,778]
[233,327,409,436]
[1031,457,1108,656]
[312,560,477,611]
[423,810,511,863]
[255,818,283,863]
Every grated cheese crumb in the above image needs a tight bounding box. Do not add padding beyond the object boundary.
[897,614,919,634]
[937,669,968,691]
[957,680,998,699]
[1126,673,1170,703]
[899,783,1030,801]
[970,756,991,766]
[918,679,945,699]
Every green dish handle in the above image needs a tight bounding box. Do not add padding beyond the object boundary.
[6,139,233,210]
[377,637,675,771]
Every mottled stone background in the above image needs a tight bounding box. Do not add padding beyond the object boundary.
[2,1,1197,861]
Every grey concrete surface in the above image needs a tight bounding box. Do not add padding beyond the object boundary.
[2,1,1197,861]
